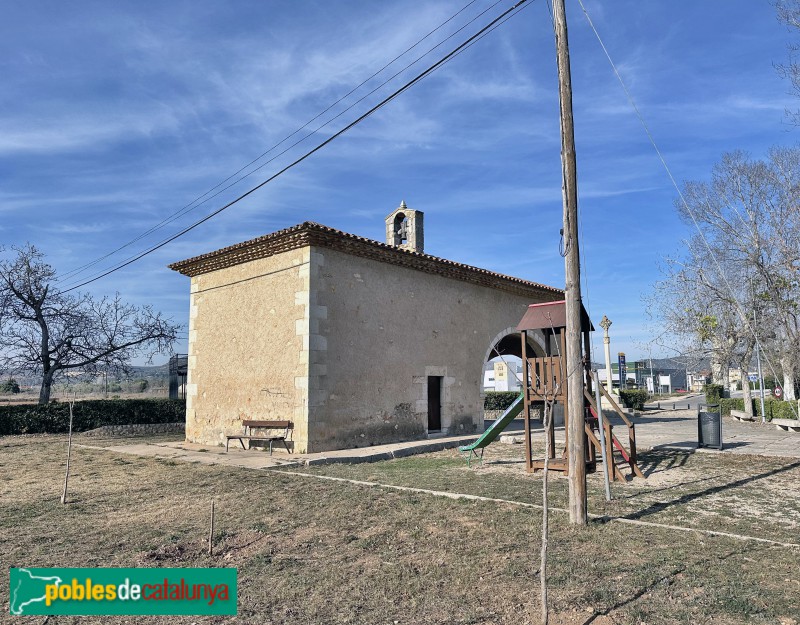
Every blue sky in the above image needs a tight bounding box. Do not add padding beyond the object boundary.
[1,0,795,363]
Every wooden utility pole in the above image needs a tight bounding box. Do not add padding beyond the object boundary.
[552,0,587,525]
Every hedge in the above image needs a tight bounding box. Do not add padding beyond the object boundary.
[484,391,521,411]
[717,397,798,420]
[619,389,649,410]
[0,398,186,436]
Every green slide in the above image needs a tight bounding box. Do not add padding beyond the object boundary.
[459,393,524,466]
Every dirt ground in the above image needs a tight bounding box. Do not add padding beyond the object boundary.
[2,433,799,625]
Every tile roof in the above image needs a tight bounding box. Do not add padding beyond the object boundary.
[168,221,563,298]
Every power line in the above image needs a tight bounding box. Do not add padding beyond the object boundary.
[57,0,504,285]
[62,0,533,294]
[60,0,530,293]
[576,0,797,415]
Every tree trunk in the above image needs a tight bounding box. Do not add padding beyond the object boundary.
[741,366,753,417]
[39,370,54,404]
[783,371,797,401]
[711,357,726,386]
[782,356,797,401]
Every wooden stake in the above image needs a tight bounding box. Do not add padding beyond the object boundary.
[60,395,75,504]
[539,399,552,625]
[208,499,215,556]
[552,0,587,526]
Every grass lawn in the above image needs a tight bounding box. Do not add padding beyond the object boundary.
[2,434,799,625]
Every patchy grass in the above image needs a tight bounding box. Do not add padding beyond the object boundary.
[294,442,800,546]
[1,434,799,625]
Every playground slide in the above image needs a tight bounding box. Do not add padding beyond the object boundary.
[459,392,524,453]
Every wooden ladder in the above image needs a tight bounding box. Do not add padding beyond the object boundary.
[583,386,645,483]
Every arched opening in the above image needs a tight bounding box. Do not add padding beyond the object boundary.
[481,327,545,427]
[393,212,408,246]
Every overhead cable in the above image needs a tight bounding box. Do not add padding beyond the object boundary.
[61,0,532,293]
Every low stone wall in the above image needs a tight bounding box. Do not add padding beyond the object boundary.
[80,422,185,437]
[485,405,559,425]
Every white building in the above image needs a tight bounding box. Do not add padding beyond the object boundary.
[483,360,522,392]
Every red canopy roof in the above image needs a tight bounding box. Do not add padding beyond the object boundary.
[516,299,594,332]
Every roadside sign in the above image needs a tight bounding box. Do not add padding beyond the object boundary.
[748,374,759,382]
[618,353,627,390]
[774,386,783,398]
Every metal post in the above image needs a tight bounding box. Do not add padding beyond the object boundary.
[755,334,766,424]
[593,371,612,501]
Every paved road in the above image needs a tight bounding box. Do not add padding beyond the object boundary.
[645,393,705,411]
[606,405,800,458]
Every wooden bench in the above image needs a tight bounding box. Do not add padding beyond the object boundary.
[730,409,755,422]
[772,418,800,432]
[225,420,293,454]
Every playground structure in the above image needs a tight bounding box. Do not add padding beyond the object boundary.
[461,300,644,482]
[519,300,644,481]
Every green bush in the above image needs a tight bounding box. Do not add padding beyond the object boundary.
[704,384,725,404]
[717,396,798,420]
[718,397,744,416]
[0,398,186,435]
[0,378,21,394]
[484,391,521,411]
[619,389,649,410]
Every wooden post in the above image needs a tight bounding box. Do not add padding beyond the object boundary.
[539,399,552,625]
[521,330,532,472]
[208,499,215,556]
[60,395,75,505]
[552,0,587,525]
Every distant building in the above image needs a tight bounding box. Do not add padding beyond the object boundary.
[599,360,688,393]
[634,361,687,393]
[687,371,711,392]
[483,361,522,392]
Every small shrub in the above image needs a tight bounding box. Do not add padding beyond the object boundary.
[484,391,521,411]
[718,397,745,416]
[704,384,725,405]
[619,389,649,410]
[0,378,21,394]
[0,398,186,435]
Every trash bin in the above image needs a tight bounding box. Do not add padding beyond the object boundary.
[698,404,722,450]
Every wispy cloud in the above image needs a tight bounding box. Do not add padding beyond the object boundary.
[0,0,794,362]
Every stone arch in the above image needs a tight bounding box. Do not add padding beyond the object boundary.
[480,326,545,400]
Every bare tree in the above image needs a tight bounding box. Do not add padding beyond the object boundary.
[650,149,800,400]
[648,240,741,389]
[0,244,180,403]
[777,0,800,124]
